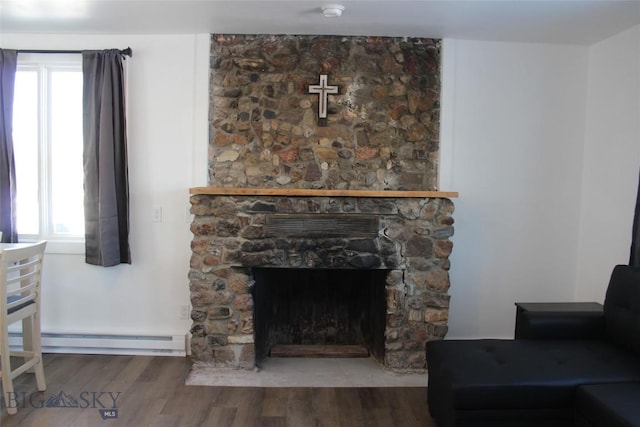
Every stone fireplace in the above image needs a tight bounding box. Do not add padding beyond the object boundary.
[189,189,455,371]
[188,33,455,372]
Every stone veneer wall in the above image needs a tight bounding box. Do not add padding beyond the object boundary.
[189,194,454,371]
[209,34,441,191]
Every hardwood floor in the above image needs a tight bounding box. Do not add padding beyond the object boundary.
[0,354,435,427]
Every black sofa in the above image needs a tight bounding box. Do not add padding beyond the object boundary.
[426,265,640,427]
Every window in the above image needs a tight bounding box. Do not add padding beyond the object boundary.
[12,54,84,252]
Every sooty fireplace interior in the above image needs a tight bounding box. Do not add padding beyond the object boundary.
[252,268,387,364]
[189,190,455,371]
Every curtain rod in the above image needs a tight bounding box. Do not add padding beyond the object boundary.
[18,47,132,57]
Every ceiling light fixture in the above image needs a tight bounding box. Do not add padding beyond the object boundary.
[321,4,345,18]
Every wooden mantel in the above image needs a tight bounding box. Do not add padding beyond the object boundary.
[190,187,458,198]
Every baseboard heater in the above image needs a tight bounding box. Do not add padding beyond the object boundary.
[8,332,187,356]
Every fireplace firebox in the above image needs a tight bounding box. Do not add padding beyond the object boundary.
[252,267,387,364]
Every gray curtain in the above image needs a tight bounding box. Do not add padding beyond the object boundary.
[630,171,640,267]
[0,49,18,244]
[82,50,131,266]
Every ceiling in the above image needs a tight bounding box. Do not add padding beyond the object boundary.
[1,0,640,45]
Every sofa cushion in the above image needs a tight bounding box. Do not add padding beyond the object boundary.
[575,383,640,427]
[427,339,640,414]
[604,265,640,356]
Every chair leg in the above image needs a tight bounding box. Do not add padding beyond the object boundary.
[22,316,34,373]
[0,326,17,414]
[31,313,46,391]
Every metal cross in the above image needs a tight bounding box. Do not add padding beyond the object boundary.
[308,74,339,119]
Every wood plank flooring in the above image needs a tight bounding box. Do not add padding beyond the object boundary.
[0,353,435,427]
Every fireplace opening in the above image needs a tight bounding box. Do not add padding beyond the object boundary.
[252,268,387,365]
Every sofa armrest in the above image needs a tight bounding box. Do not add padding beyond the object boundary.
[515,302,605,340]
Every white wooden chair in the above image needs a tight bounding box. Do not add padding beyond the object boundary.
[0,241,47,415]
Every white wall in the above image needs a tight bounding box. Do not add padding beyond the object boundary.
[1,33,210,348]
[574,25,640,301]
[4,29,636,347]
[442,39,589,338]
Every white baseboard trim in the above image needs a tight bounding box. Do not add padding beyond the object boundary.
[9,332,188,357]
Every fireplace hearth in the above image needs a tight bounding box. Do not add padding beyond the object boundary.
[188,188,455,372]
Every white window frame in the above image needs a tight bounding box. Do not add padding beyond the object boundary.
[15,53,84,254]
